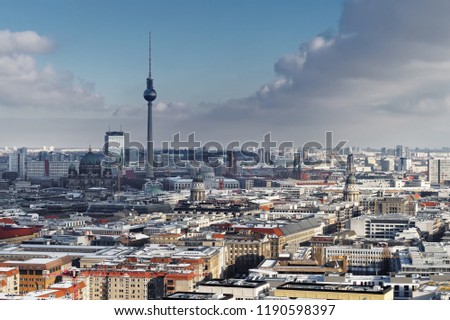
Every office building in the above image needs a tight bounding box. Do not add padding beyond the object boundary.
[8,147,27,179]
[428,158,450,185]
[104,130,125,166]
[325,245,393,275]
[26,160,79,178]
[350,215,414,239]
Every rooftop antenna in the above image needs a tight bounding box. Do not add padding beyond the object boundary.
[148,32,152,78]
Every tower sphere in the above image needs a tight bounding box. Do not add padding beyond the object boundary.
[144,88,157,102]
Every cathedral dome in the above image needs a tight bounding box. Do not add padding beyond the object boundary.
[80,151,100,167]
[79,147,101,175]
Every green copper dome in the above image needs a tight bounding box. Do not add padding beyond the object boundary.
[193,174,204,183]
[79,151,101,167]
[79,147,102,175]
[346,174,357,185]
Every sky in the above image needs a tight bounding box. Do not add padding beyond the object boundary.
[1,0,450,149]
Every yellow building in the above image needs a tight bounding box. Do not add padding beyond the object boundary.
[225,233,271,276]
[171,247,226,280]
[75,268,197,300]
[149,233,183,245]
[164,273,196,296]
[231,219,323,259]
[0,267,19,294]
[87,272,107,300]
[274,282,393,300]
[107,271,155,300]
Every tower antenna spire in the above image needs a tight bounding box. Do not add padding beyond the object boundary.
[148,32,152,79]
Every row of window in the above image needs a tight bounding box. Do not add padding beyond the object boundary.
[20,277,44,282]
[19,270,44,275]
[112,295,145,299]
[109,277,145,282]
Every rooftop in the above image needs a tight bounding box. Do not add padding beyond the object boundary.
[164,292,233,300]
[277,282,391,294]
[0,267,18,272]
[200,278,268,288]
[3,258,59,265]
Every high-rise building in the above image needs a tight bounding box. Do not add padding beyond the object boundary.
[395,145,409,158]
[346,153,355,175]
[428,159,450,185]
[8,147,27,179]
[292,150,302,179]
[104,131,125,166]
[398,157,412,173]
[381,158,395,172]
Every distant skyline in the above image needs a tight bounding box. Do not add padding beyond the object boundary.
[2,1,450,149]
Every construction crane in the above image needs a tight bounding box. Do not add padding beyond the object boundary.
[70,268,79,300]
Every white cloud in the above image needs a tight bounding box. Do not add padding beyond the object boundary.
[0,30,54,54]
[160,0,450,147]
[0,29,105,116]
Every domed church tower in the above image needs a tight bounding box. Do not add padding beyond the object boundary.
[343,173,360,203]
[190,174,206,202]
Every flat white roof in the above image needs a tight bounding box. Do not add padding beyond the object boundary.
[0,267,17,272]
[4,258,59,265]
[50,281,73,289]
[26,289,59,297]
[260,259,278,268]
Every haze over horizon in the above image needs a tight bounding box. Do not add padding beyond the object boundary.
[1,0,450,149]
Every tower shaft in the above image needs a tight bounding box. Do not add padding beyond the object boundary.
[147,100,154,177]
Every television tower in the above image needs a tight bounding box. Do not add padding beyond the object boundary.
[143,32,157,178]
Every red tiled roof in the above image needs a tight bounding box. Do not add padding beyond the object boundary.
[108,271,155,278]
[212,233,225,239]
[150,257,171,263]
[420,201,438,207]
[179,258,205,265]
[165,273,196,280]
